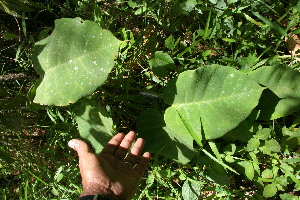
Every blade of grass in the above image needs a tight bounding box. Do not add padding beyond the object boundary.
[242,13,264,27]
[24,179,28,200]
[252,11,287,36]
[201,148,239,174]
[27,171,48,185]
[203,9,211,40]
[208,141,223,161]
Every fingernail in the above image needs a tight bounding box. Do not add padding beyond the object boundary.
[68,140,75,149]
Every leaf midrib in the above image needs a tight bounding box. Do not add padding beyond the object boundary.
[171,91,255,107]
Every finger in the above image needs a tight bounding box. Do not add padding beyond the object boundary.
[101,133,125,154]
[114,131,136,160]
[134,152,151,176]
[130,138,145,156]
[68,139,92,157]
[124,138,144,164]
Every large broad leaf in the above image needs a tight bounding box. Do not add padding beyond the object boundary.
[32,18,121,106]
[137,109,196,164]
[249,65,300,120]
[75,100,115,154]
[163,64,264,139]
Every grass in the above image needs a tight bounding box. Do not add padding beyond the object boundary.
[1,0,300,199]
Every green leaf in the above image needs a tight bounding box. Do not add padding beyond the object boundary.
[75,100,115,154]
[262,169,274,179]
[263,183,277,198]
[250,65,300,120]
[282,158,300,163]
[208,0,217,4]
[182,180,201,200]
[282,126,300,138]
[2,33,18,40]
[237,54,258,69]
[222,38,236,42]
[32,18,121,106]
[149,51,176,78]
[280,163,294,173]
[127,0,137,8]
[201,50,212,57]
[174,0,197,15]
[275,176,288,186]
[238,161,255,180]
[256,128,271,140]
[222,109,258,143]
[137,109,196,164]
[165,35,176,51]
[252,162,260,175]
[216,0,227,11]
[265,139,281,152]
[208,141,222,161]
[280,193,300,200]
[164,65,264,139]
[247,138,260,151]
[227,0,238,4]
[206,162,231,185]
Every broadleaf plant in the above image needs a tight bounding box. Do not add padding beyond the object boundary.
[249,65,300,120]
[32,18,121,106]
[163,64,264,140]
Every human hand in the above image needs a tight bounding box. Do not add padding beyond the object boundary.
[68,131,151,200]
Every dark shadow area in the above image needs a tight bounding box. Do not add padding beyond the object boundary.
[195,153,231,185]
[75,99,115,154]
[162,76,178,105]
[136,108,197,164]
[256,88,280,120]
[222,109,260,143]
[32,38,48,76]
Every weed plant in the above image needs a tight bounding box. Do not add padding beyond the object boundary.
[1,0,300,199]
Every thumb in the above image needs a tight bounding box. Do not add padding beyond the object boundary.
[68,139,92,157]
